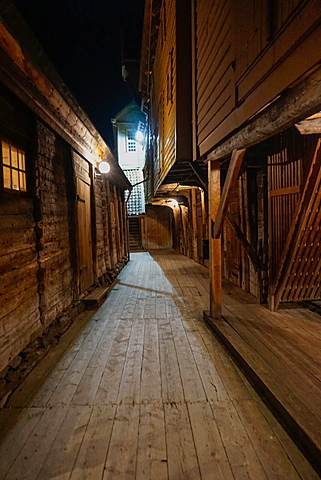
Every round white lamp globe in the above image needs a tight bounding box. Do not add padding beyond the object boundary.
[99,161,110,173]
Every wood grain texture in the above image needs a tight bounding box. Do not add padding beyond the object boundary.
[0,251,318,480]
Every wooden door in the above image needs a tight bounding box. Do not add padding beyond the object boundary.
[77,178,93,293]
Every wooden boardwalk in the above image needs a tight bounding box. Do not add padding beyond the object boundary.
[206,283,321,476]
[0,250,319,479]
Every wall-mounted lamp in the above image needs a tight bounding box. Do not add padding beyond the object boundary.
[135,131,144,142]
[99,161,110,173]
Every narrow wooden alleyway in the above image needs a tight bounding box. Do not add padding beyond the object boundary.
[0,251,319,480]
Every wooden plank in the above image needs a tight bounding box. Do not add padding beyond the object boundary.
[36,405,92,480]
[117,318,144,405]
[0,408,45,476]
[3,406,69,479]
[213,149,246,239]
[164,402,201,480]
[170,315,207,403]
[136,404,168,479]
[205,310,321,474]
[70,405,116,480]
[269,185,301,197]
[158,317,185,403]
[140,318,162,404]
[212,401,271,479]
[188,401,234,480]
[94,318,133,405]
[103,404,140,479]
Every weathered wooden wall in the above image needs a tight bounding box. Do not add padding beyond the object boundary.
[170,188,208,266]
[151,0,176,188]
[194,0,321,156]
[0,84,40,379]
[195,0,234,154]
[142,204,173,249]
[222,165,268,301]
[0,89,129,402]
[36,122,74,327]
[144,0,193,198]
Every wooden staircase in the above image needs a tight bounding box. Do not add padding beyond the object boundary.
[128,217,144,251]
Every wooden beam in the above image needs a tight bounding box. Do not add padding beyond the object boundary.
[208,160,222,318]
[295,116,321,135]
[189,160,208,192]
[207,64,321,161]
[225,213,266,272]
[269,185,301,197]
[213,149,246,239]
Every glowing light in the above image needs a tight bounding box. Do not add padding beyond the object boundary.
[135,131,144,142]
[170,199,178,207]
[99,161,110,173]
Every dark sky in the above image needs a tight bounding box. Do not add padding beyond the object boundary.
[12,0,145,149]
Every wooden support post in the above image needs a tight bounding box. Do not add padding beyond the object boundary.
[191,189,198,261]
[208,160,222,318]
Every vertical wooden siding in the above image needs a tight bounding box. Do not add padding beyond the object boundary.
[268,130,321,304]
[171,188,208,265]
[268,130,317,281]
[142,204,173,249]
[223,162,268,301]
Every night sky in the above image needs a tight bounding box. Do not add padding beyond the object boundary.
[12,0,145,149]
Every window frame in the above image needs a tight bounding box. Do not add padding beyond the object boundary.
[126,129,137,153]
[0,139,28,194]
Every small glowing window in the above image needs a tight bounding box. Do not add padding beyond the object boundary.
[126,130,137,152]
[1,141,27,191]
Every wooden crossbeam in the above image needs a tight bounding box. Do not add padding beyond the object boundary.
[270,139,321,311]
[225,213,266,272]
[212,149,246,239]
[188,160,208,192]
[207,65,321,161]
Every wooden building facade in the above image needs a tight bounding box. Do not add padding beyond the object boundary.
[0,5,130,403]
[140,0,321,313]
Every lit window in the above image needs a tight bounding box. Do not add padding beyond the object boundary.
[126,130,137,152]
[1,141,27,191]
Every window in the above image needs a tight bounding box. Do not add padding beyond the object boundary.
[1,141,27,191]
[126,130,137,152]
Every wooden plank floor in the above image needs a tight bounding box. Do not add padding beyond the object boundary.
[206,292,321,476]
[0,250,319,479]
